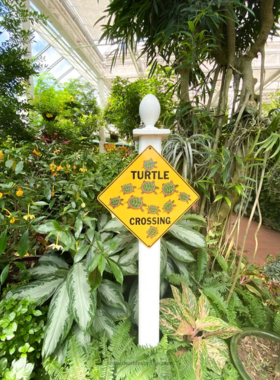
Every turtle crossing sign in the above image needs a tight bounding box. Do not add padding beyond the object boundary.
[98,145,199,247]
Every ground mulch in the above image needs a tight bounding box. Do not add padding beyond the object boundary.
[237,335,280,380]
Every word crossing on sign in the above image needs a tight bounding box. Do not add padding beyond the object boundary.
[98,145,199,247]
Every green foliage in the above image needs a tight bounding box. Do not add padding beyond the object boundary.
[0,0,45,140]
[104,73,174,140]
[31,74,101,145]
[44,319,196,380]
[160,283,241,379]
[0,295,48,379]
[263,254,280,283]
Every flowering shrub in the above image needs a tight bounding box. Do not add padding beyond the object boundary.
[0,139,135,263]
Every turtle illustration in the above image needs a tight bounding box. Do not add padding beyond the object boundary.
[143,158,157,171]
[140,181,159,194]
[146,226,158,239]
[161,180,178,197]
[163,200,176,214]
[121,183,136,195]
[127,196,146,212]
[178,192,191,203]
[147,205,160,215]
[109,196,124,209]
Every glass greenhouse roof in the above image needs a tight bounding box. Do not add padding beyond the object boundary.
[27,0,280,103]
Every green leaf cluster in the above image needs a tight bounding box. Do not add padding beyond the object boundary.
[0,295,48,379]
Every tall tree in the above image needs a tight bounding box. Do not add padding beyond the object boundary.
[0,0,45,139]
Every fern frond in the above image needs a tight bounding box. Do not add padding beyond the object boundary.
[66,337,88,380]
[197,249,207,282]
[109,319,133,361]
[274,312,280,336]
[165,273,190,286]
[203,288,227,315]
[216,254,228,272]
[100,357,114,380]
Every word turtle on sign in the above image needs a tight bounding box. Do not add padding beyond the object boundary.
[98,145,199,247]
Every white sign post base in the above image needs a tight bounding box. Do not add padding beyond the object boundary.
[133,95,170,347]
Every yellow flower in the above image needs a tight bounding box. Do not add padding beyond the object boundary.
[0,193,2,198]
[70,97,74,102]
[33,149,41,156]
[0,150,3,162]
[81,202,86,208]
[56,165,62,171]
[16,188,23,197]
[79,167,87,173]
[49,162,57,172]
[23,205,35,221]
[46,113,53,118]
[51,192,55,197]
[53,172,57,177]
[73,165,76,169]
[10,217,16,224]
[54,150,60,154]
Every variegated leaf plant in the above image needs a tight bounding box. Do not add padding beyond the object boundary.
[160,283,241,380]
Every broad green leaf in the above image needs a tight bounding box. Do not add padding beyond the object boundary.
[6,357,34,379]
[15,161,23,175]
[27,263,60,279]
[60,231,75,251]
[166,239,195,263]
[91,308,116,339]
[106,233,135,255]
[193,337,207,380]
[74,219,83,239]
[195,316,241,338]
[34,201,49,206]
[98,255,106,275]
[213,194,224,203]
[98,279,127,311]
[42,281,73,358]
[1,264,9,285]
[121,262,138,275]
[97,214,109,231]
[102,304,131,322]
[160,299,185,340]
[170,285,182,302]
[108,258,123,284]
[88,253,102,272]
[175,320,193,337]
[181,283,197,318]
[160,239,168,275]
[88,268,102,291]
[72,324,91,347]
[0,229,7,254]
[171,257,190,279]
[197,294,210,320]
[180,214,207,228]
[74,245,90,263]
[86,228,95,243]
[5,159,13,168]
[119,241,138,265]
[17,230,29,258]
[7,278,63,305]
[169,224,206,248]
[33,221,56,234]
[128,280,138,325]
[44,187,52,201]
[166,256,175,275]
[204,336,229,375]
[100,218,126,233]
[67,262,97,332]
[0,357,7,373]
[245,284,262,298]
[39,253,69,269]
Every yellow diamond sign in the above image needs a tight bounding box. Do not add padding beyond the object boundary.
[98,145,199,247]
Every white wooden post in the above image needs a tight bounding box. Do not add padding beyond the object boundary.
[133,94,170,347]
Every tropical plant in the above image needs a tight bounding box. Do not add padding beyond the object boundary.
[160,282,241,379]
[103,72,175,140]
[0,295,48,379]
[5,212,206,359]
[43,319,240,380]
[0,0,45,139]
[31,74,101,145]
[1,357,34,380]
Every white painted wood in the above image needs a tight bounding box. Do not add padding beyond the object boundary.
[133,94,170,347]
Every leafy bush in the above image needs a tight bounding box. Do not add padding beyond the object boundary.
[0,295,48,379]
[104,72,175,140]
[31,74,101,145]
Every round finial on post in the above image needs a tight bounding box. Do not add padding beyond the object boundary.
[139,94,161,129]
